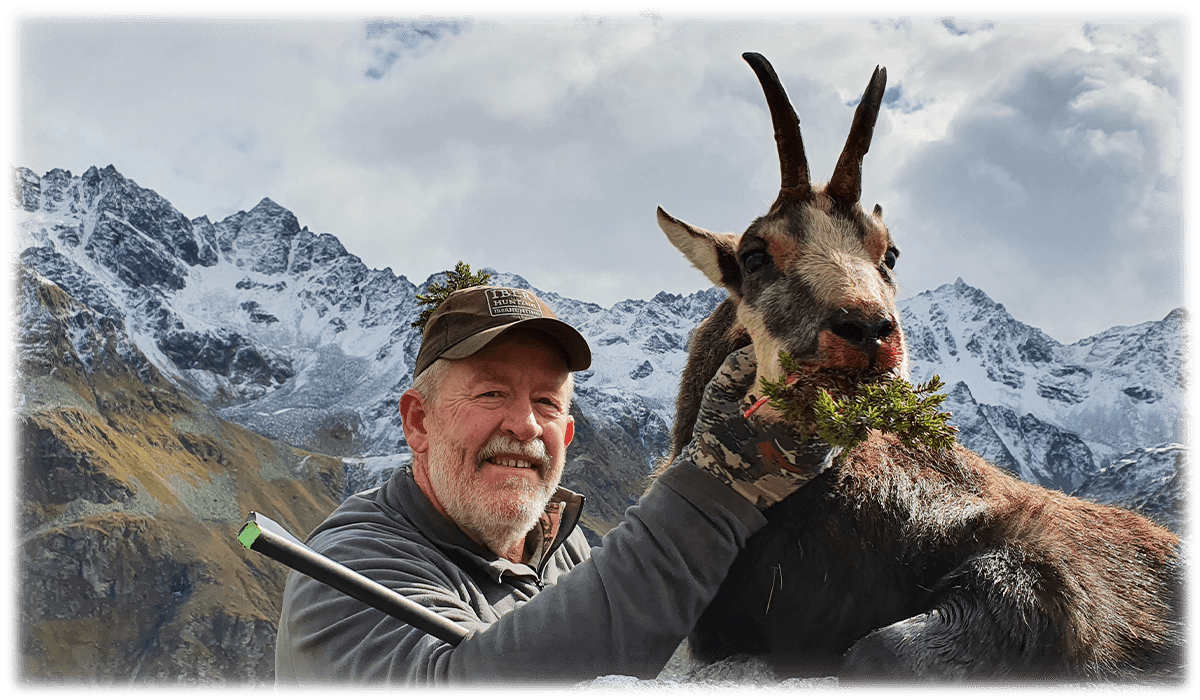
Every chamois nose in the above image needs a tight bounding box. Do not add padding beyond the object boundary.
[829,311,896,361]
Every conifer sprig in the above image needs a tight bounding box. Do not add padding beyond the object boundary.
[411,261,492,331]
[759,351,958,453]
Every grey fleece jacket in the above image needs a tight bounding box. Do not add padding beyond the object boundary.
[275,457,767,684]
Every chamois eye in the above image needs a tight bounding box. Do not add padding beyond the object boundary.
[884,247,898,270]
[743,251,768,273]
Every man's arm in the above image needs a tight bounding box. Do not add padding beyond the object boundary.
[276,457,766,683]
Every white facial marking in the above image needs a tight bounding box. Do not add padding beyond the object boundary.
[791,203,893,313]
[736,302,784,383]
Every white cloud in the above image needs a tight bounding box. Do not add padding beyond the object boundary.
[15,15,1187,343]
[886,19,1183,341]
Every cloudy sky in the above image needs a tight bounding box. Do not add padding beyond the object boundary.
[12,6,1189,344]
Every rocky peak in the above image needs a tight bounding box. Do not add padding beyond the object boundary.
[213,197,304,274]
[12,166,40,211]
[902,279,1185,485]
[26,168,75,214]
[19,165,218,291]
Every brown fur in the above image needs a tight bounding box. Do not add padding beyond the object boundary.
[657,54,1182,681]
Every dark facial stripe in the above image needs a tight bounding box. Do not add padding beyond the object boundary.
[753,271,826,361]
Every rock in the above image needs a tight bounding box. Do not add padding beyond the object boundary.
[577,640,841,688]
[158,327,295,388]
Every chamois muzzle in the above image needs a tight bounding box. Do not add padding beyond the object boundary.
[828,310,898,371]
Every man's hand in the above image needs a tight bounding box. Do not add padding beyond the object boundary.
[686,346,836,509]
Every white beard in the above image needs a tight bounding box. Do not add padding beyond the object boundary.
[426,434,559,557]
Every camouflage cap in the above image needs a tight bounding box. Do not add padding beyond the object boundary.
[413,285,592,379]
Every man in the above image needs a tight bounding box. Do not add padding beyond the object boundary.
[275,285,832,684]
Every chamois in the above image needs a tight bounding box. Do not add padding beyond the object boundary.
[657,53,1182,681]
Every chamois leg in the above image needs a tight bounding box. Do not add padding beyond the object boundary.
[839,550,1070,682]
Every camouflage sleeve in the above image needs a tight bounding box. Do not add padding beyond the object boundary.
[685,346,838,509]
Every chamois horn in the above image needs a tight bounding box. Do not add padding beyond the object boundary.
[827,65,887,205]
[742,52,811,204]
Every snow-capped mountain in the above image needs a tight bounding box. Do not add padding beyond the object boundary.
[18,166,423,459]
[13,165,721,532]
[902,280,1186,493]
[14,165,1186,531]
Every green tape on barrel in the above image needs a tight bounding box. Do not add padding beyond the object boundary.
[238,520,262,550]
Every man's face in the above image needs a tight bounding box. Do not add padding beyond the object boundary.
[418,331,574,555]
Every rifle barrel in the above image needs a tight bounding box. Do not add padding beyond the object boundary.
[238,511,469,646]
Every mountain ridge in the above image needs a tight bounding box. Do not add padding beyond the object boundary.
[15,163,1185,517]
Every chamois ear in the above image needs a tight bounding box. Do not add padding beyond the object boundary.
[657,207,743,292]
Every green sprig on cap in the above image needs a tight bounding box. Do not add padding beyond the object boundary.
[758,351,958,453]
[411,261,492,331]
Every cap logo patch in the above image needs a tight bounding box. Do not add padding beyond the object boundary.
[486,288,544,319]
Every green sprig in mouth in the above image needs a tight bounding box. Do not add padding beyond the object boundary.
[748,351,959,453]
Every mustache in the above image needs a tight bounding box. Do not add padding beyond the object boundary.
[475,435,550,471]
